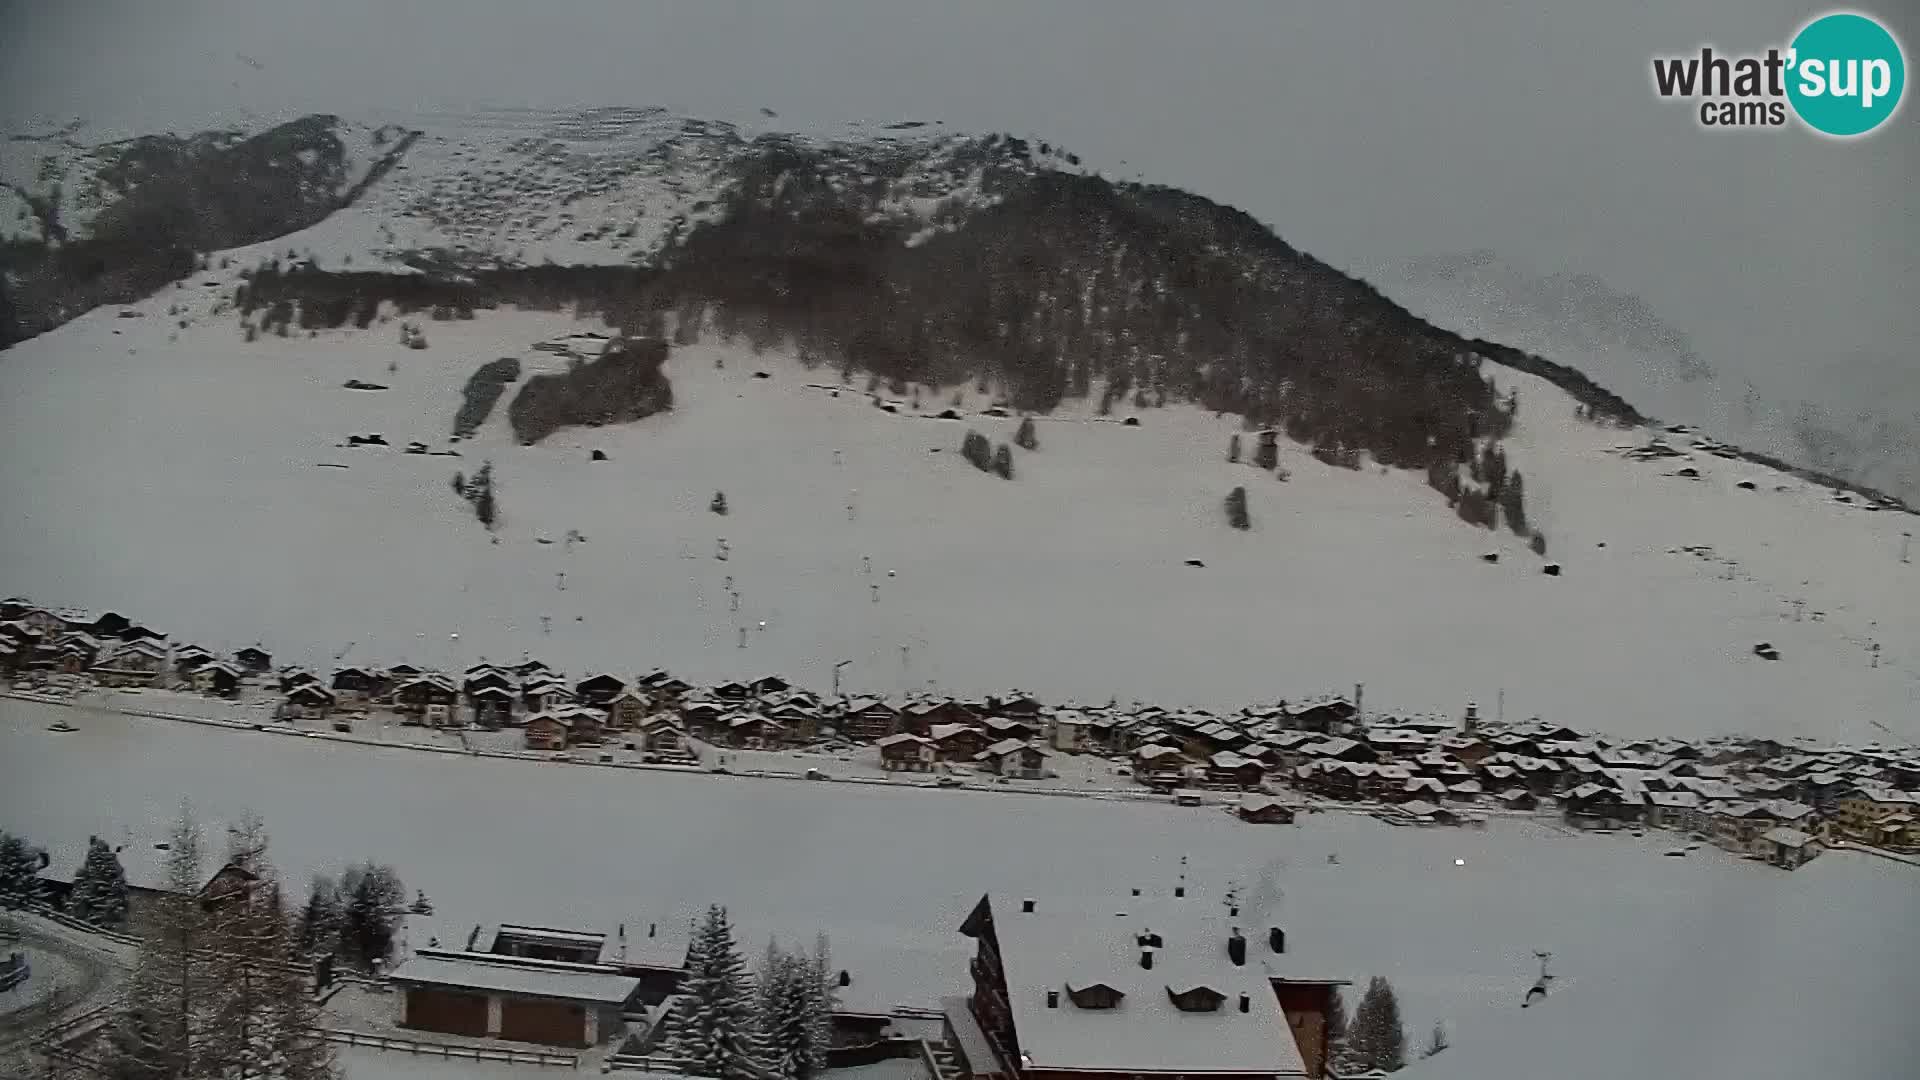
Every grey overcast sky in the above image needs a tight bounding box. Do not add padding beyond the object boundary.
[2,0,1914,434]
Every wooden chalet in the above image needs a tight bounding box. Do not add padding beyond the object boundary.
[976,739,1050,779]
[991,693,1044,721]
[331,666,380,701]
[750,675,792,698]
[192,661,243,698]
[985,716,1040,743]
[840,697,900,742]
[877,732,937,772]
[469,685,517,729]
[606,687,651,730]
[525,712,570,751]
[930,723,992,763]
[1563,783,1643,827]
[575,674,628,709]
[278,667,320,694]
[395,675,460,725]
[282,683,338,721]
[463,667,517,695]
[639,715,690,760]
[234,645,272,673]
[1207,752,1267,790]
[711,680,753,702]
[1282,699,1356,734]
[765,701,820,742]
[1237,795,1298,824]
[92,639,169,686]
[637,670,693,701]
[900,698,975,736]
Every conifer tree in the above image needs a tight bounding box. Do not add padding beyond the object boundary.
[672,905,764,1080]
[69,835,130,926]
[1228,433,1242,464]
[1015,417,1039,451]
[0,831,44,908]
[298,874,343,958]
[1344,975,1407,1073]
[1225,486,1250,530]
[338,862,405,970]
[993,444,1013,479]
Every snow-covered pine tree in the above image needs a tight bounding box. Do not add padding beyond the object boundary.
[298,874,343,958]
[672,905,765,1080]
[1228,433,1242,463]
[756,935,833,1080]
[338,862,405,970]
[1421,1020,1449,1058]
[993,444,1013,479]
[1345,975,1407,1073]
[1323,986,1349,1070]
[409,889,434,915]
[0,830,44,908]
[69,835,129,926]
[1015,417,1039,451]
[807,934,836,1073]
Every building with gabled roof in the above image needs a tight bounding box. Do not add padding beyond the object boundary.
[954,892,1343,1079]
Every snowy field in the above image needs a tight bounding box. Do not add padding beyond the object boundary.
[4,698,1918,1080]
[1,282,1917,744]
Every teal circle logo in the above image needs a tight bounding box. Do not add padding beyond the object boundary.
[1787,12,1906,137]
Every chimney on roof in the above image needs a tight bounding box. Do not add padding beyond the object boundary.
[1228,929,1247,967]
[1238,993,1251,1014]
[1174,886,1185,898]
[1046,990,1059,1009]
[1022,898,1036,913]
[839,969,852,987]
[1268,927,1286,954]
[1140,947,1155,970]
[1131,888,1140,896]
[649,922,657,938]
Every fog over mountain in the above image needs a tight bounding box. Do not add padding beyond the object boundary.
[3,0,1914,496]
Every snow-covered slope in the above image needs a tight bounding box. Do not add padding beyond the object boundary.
[0,115,408,245]
[2,277,1915,743]
[266,106,1024,272]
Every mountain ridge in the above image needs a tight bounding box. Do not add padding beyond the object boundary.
[1,109,1910,516]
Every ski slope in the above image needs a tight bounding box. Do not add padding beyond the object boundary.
[3,700,1916,1080]
[1,273,1916,742]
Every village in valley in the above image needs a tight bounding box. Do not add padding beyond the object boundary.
[7,596,1919,866]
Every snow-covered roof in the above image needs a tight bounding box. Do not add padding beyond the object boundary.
[978,899,1307,1076]
[387,949,641,1005]
[1760,827,1816,848]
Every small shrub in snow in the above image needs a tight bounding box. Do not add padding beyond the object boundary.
[1225,486,1250,530]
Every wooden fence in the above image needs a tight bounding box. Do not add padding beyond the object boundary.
[316,1027,579,1068]
[25,903,142,948]
[605,1052,692,1073]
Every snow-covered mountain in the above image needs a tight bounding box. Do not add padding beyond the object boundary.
[2,108,1916,745]
[1,114,415,343]
[1394,248,1920,505]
